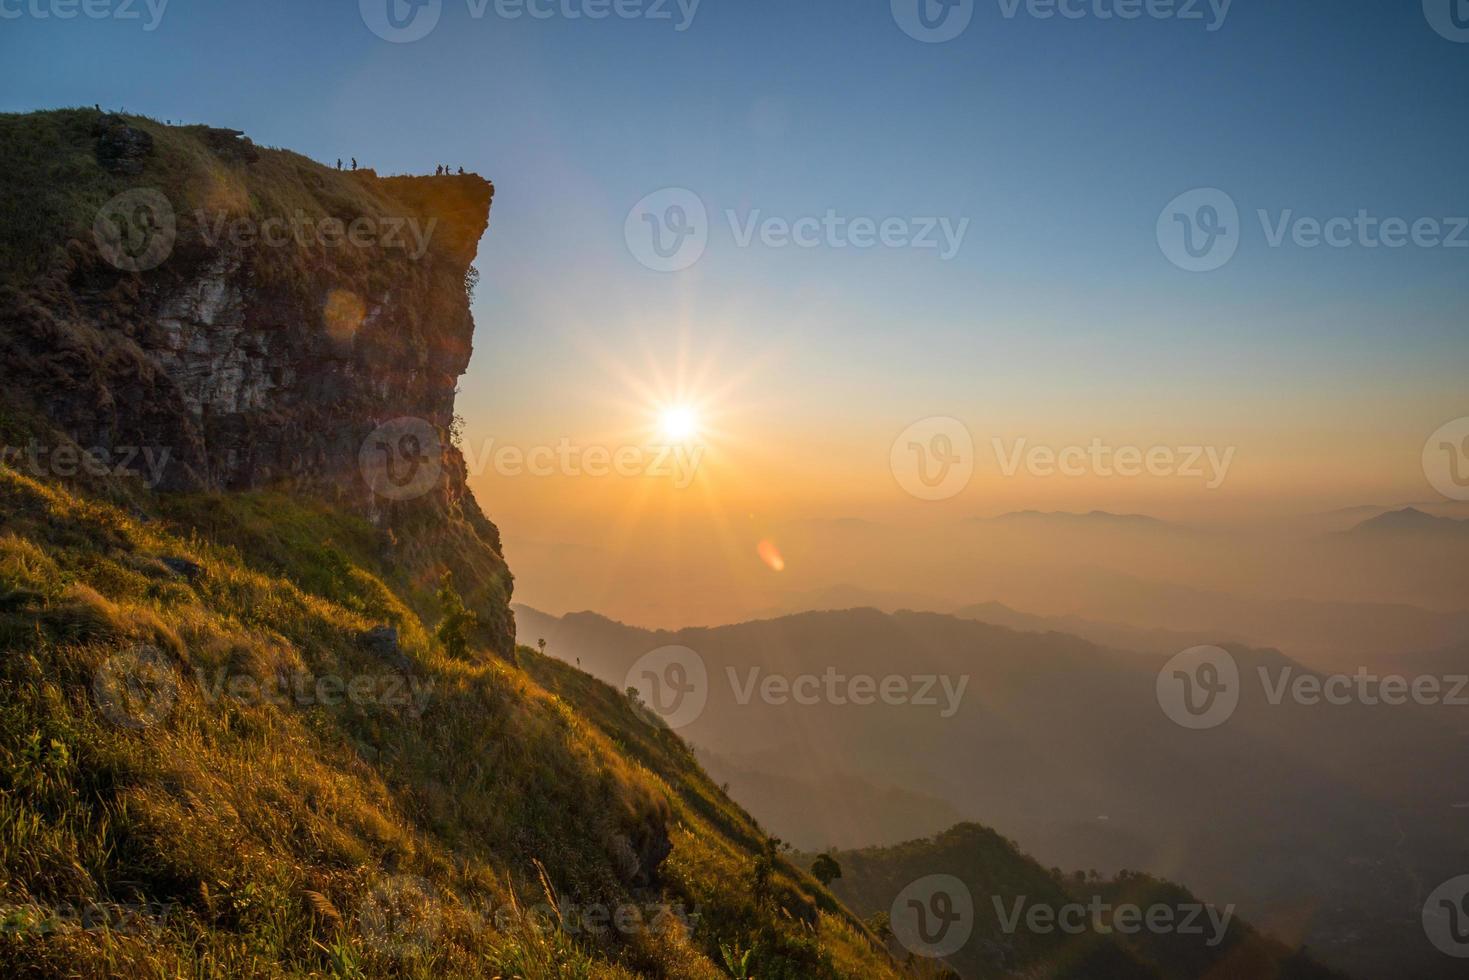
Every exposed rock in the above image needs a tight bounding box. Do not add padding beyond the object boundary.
[203,127,260,164]
[160,556,204,581]
[0,119,514,656]
[358,625,412,672]
[612,817,673,888]
[93,114,154,175]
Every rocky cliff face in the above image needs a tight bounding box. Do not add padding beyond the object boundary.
[0,111,514,653]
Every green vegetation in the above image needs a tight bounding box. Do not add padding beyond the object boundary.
[0,462,904,978]
[809,824,1347,980]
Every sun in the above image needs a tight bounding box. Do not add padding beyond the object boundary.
[659,405,700,443]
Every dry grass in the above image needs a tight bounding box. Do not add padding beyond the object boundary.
[0,463,906,978]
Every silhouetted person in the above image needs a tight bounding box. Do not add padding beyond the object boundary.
[435,165,443,176]
[336,158,342,170]
[351,157,357,171]
[457,166,464,175]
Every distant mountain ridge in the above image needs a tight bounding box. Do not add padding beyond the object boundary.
[977,510,1175,528]
[1345,507,1469,536]
[514,602,1469,977]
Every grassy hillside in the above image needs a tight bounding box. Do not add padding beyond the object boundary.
[0,460,908,978]
[804,824,1348,980]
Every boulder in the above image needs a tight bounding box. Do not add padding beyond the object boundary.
[93,114,154,175]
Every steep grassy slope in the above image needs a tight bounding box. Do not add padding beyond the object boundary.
[0,462,907,978]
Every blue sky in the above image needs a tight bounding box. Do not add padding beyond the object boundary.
[4,0,1467,514]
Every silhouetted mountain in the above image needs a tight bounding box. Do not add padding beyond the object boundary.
[809,824,1348,980]
[978,510,1176,529]
[1345,507,1469,536]
[515,603,1469,977]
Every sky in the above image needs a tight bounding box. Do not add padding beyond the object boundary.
[4,0,1468,623]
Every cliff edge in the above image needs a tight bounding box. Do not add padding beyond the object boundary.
[0,109,513,654]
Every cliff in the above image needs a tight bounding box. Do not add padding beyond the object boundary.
[0,109,513,654]
[0,114,907,980]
